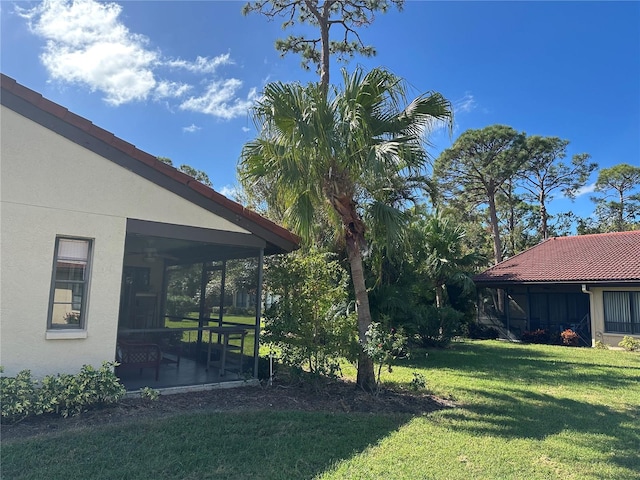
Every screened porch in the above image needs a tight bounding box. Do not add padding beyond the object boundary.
[115,222,266,391]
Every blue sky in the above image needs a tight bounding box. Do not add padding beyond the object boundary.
[2,0,638,224]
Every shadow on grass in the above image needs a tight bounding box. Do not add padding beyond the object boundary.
[1,410,414,480]
[440,385,640,474]
[401,341,640,392]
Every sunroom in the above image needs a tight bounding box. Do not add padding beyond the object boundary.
[115,220,281,391]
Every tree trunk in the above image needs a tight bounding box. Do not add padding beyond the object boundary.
[487,190,503,265]
[540,191,548,240]
[435,283,444,309]
[618,189,625,232]
[306,0,331,93]
[345,236,376,392]
[487,188,505,312]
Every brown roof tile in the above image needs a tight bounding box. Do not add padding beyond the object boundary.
[1,73,300,252]
[474,231,640,284]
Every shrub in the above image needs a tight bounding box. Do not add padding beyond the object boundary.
[521,329,551,344]
[594,340,609,350]
[412,305,465,347]
[0,368,37,422]
[226,306,255,316]
[618,335,640,352]
[0,362,126,422]
[139,386,160,402]
[409,372,427,391]
[164,294,195,318]
[263,250,358,381]
[465,322,500,340]
[363,322,408,395]
[561,329,579,346]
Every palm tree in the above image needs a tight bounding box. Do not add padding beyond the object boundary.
[240,67,452,390]
[410,210,483,309]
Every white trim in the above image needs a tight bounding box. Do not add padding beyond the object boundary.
[45,330,88,340]
[124,378,260,397]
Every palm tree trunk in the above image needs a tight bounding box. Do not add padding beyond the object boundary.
[435,284,444,309]
[345,236,376,392]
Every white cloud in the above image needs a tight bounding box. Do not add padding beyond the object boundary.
[19,0,158,105]
[182,124,201,133]
[180,81,257,119]
[165,54,233,73]
[574,182,597,197]
[17,0,256,119]
[219,184,239,199]
[454,92,477,114]
[242,126,251,133]
[154,81,191,100]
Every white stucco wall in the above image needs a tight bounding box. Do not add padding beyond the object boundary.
[588,286,640,347]
[0,106,249,378]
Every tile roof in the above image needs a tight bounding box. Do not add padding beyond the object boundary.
[474,231,640,285]
[0,73,300,253]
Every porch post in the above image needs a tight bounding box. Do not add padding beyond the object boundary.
[197,262,207,356]
[253,248,264,378]
[526,286,532,331]
[505,287,511,333]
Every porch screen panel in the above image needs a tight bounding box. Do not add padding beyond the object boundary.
[603,291,632,333]
[633,293,640,334]
[548,294,567,331]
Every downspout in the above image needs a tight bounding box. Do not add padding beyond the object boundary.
[581,284,596,347]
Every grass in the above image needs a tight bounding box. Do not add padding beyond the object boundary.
[3,340,639,480]
[165,314,257,355]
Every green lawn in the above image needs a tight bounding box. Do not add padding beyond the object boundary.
[165,314,257,355]
[2,341,638,480]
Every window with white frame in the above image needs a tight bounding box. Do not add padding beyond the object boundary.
[48,237,92,329]
[603,291,640,334]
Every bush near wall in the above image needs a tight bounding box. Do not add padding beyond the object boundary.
[521,329,553,344]
[0,362,126,423]
[618,336,640,352]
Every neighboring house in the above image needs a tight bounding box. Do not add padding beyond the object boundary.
[0,74,299,388]
[473,231,640,347]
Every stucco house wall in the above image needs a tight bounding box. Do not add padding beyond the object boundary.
[588,286,640,347]
[0,105,250,378]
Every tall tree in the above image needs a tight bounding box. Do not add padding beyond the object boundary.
[243,0,403,91]
[518,136,596,239]
[239,67,452,390]
[496,178,539,257]
[434,125,527,265]
[592,163,640,231]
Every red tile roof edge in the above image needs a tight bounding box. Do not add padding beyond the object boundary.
[474,231,640,283]
[1,73,300,249]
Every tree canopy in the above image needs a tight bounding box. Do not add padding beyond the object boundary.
[591,163,640,232]
[434,124,527,265]
[518,136,596,239]
[243,0,403,89]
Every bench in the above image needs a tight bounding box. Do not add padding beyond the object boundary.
[116,341,162,381]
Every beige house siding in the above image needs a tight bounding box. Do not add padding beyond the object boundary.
[588,286,640,347]
[0,105,248,378]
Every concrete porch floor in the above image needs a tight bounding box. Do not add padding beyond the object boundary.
[116,354,253,391]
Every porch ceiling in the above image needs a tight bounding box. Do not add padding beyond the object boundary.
[124,234,262,265]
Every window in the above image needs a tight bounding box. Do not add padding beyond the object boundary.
[603,291,640,334]
[48,238,92,329]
